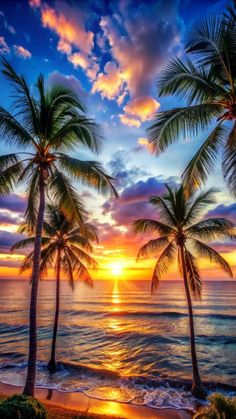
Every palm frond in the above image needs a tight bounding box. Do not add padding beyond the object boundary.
[69,245,97,269]
[186,14,233,84]
[223,149,236,196]
[56,155,118,198]
[11,237,50,252]
[184,248,202,299]
[50,114,102,153]
[49,169,87,223]
[148,104,223,155]
[191,238,233,278]
[1,58,40,137]
[186,218,234,241]
[24,170,40,230]
[182,124,226,194]
[0,160,24,195]
[0,153,20,170]
[150,195,176,226]
[132,218,174,236]
[137,237,170,260]
[158,57,226,104]
[151,240,176,293]
[19,251,34,274]
[183,188,217,226]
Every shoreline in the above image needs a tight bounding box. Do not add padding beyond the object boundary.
[0,382,193,418]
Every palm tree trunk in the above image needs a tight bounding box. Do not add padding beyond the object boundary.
[48,248,61,372]
[23,176,45,397]
[180,245,205,399]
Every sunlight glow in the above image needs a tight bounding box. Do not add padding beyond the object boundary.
[110,261,124,277]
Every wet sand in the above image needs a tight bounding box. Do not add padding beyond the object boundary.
[0,382,193,418]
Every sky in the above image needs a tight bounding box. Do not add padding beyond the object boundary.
[0,0,235,282]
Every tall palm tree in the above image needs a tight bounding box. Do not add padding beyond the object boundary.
[0,59,117,396]
[148,4,236,194]
[132,184,234,398]
[12,205,97,373]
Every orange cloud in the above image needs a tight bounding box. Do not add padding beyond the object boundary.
[119,114,141,128]
[124,97,160,122]
[13,45,32,59]
[57,39,72,55]
[41,5,94,55]
[137,137,154,153]
[68,52,89,69]
[92,62,125,100]
[120,97,160,128]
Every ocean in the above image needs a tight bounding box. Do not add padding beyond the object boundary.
[0,279,235,411]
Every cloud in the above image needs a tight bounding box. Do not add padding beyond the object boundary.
[41,3,94,55]
[92,61,125,101]
[108,150,149,189]
[0,230,25,253]
[31,1,99,80]
[29,0,41,7]
[124,96,160,122]
[206,203,236,224]
[0,212,23,225]
[0,36,10,54]
[0,10,16,34]
[0,194,26,213]
[119,114,141,128]
[102,176,177,226]
[47,71,87,101]
[135,137,154,153]
[13,45,32,59]
[68,51,90,69]
[57,38,72,55]
[100,0,181,98]
[211,241,236,254]
[99,0,182,121]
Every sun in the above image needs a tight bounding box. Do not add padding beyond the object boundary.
[110,262,124,277]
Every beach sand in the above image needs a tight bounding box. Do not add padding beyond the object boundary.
[0,382,193,418]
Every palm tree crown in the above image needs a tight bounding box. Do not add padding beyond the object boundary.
[12,205,98,287]
[133,185,233,293]
[0,59,117,227]
[148,4,236,194]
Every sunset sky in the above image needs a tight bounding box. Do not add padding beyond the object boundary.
[0,0,235,281]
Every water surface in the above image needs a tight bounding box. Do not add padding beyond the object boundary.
[0,279,235,410]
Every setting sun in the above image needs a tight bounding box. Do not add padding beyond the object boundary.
[110,262,124,277]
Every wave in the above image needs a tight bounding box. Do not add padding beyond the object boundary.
[62,308,236,320]
[0,360,235,412]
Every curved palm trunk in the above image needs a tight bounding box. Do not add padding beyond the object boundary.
[48,248,61,372]
[180,245,205,399]
[23,176,45,396]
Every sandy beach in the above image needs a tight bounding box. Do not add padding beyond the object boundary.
[0,382,193,418]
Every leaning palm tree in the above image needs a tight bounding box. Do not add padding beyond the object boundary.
[148,3,236,195]
[12,205,97,373]
[0,59,117,396]
[132,184,234,398]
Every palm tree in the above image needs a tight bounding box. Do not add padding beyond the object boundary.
[148,4,236,195]
[132,184,234,398]
[0,59,117,396]
[12,205,97,373]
